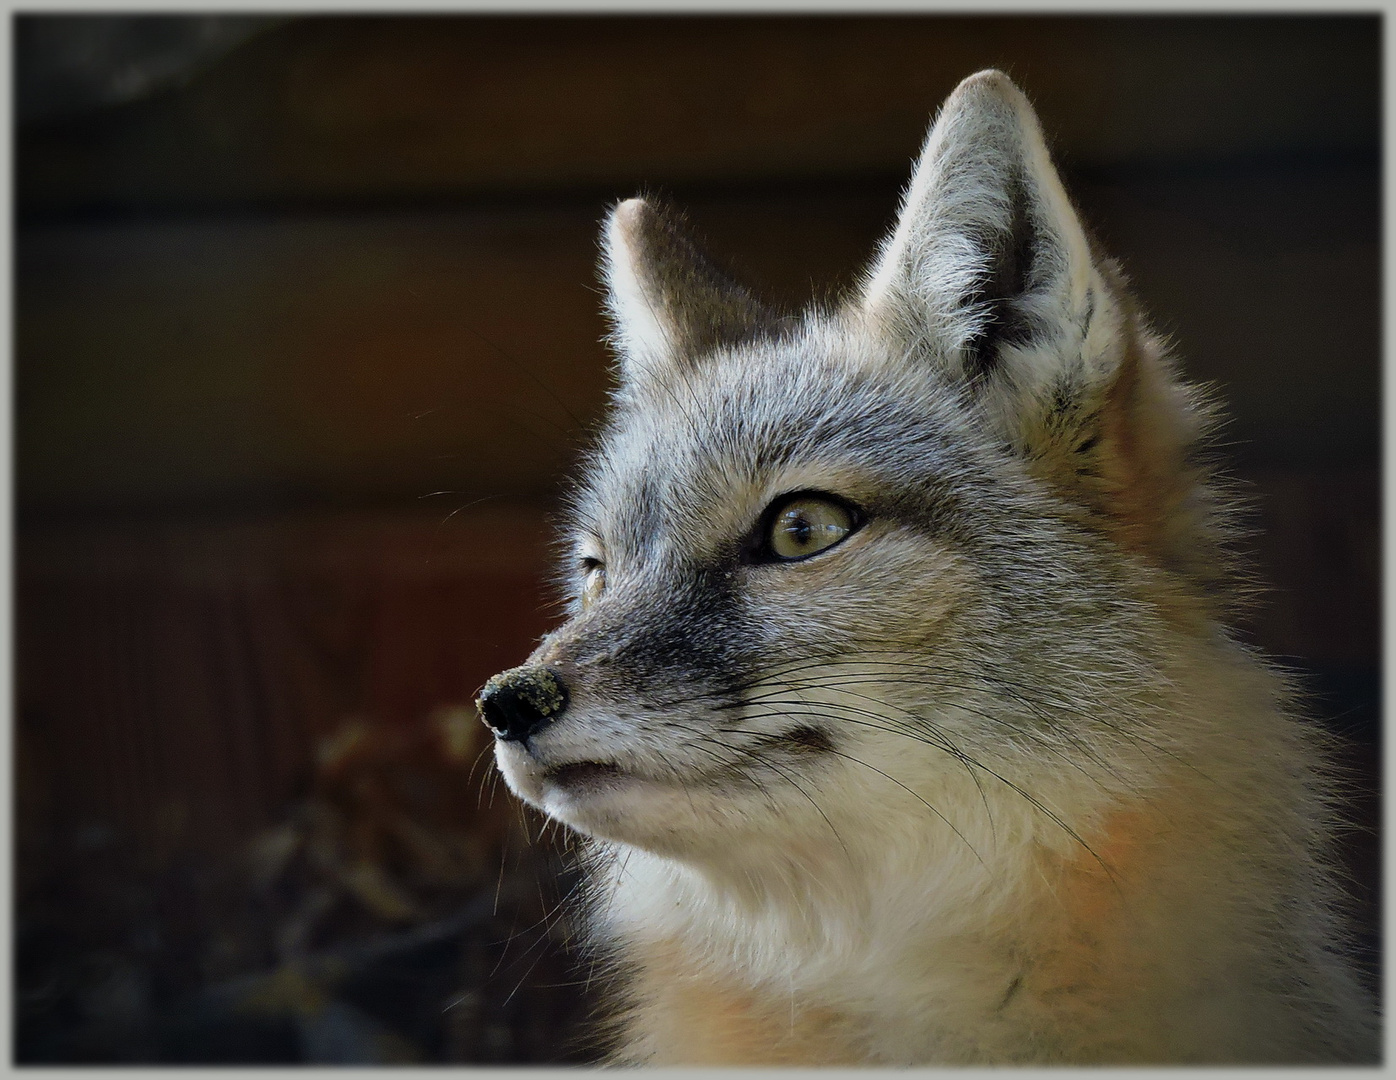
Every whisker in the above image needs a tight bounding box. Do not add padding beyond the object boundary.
[661,718,854,864]
[740,700,1113,883]
[717,721,982,867]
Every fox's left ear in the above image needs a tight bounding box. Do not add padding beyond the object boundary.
[860,70,1112,401]
[862,71,1223,585]
[601,197,776,383]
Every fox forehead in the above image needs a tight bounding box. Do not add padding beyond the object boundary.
[572,324,986,564]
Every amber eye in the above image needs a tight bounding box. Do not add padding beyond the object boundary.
[579,559,606,607]
[765,494,858,561]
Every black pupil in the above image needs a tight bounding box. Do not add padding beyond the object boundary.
[788,511,811,547]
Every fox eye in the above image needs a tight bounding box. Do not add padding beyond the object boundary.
[579,557,606,607]
[762,493,860,562]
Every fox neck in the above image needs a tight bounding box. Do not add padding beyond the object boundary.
[587,770,1102,1028]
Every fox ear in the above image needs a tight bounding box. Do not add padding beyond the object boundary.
[601,198,774,381]
[859,69,1111,400]
[863,71,1226,588]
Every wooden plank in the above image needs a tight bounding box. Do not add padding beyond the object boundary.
[17,207,613,513]
[18,14,1378,212]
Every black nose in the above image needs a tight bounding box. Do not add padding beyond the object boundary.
[476,664,569,742]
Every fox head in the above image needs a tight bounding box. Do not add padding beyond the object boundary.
[482,71,1230,883]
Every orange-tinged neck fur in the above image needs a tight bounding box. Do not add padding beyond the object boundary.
[600,740,1356,1066]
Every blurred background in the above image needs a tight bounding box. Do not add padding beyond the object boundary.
[14,12,1380,1065]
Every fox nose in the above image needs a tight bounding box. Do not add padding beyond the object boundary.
[476,664,569,742]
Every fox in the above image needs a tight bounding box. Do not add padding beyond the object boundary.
[476,70,1380,1064]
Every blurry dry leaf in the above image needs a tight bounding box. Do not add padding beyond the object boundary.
[432,705,484,764]
[238,963,326,1018]
[245,823,301,888]
[338,860,419,922]
[316,718,371,774]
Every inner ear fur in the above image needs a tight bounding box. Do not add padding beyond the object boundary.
[858,69,1095,382]
[602,197,779,380]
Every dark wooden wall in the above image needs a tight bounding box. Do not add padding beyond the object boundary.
[15,14,1380,1064]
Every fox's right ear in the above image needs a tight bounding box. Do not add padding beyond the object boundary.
[601,198,773,382]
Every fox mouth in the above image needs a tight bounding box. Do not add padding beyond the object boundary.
[544,760,625,789]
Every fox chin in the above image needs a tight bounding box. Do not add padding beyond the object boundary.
[478,70,1379,1065]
